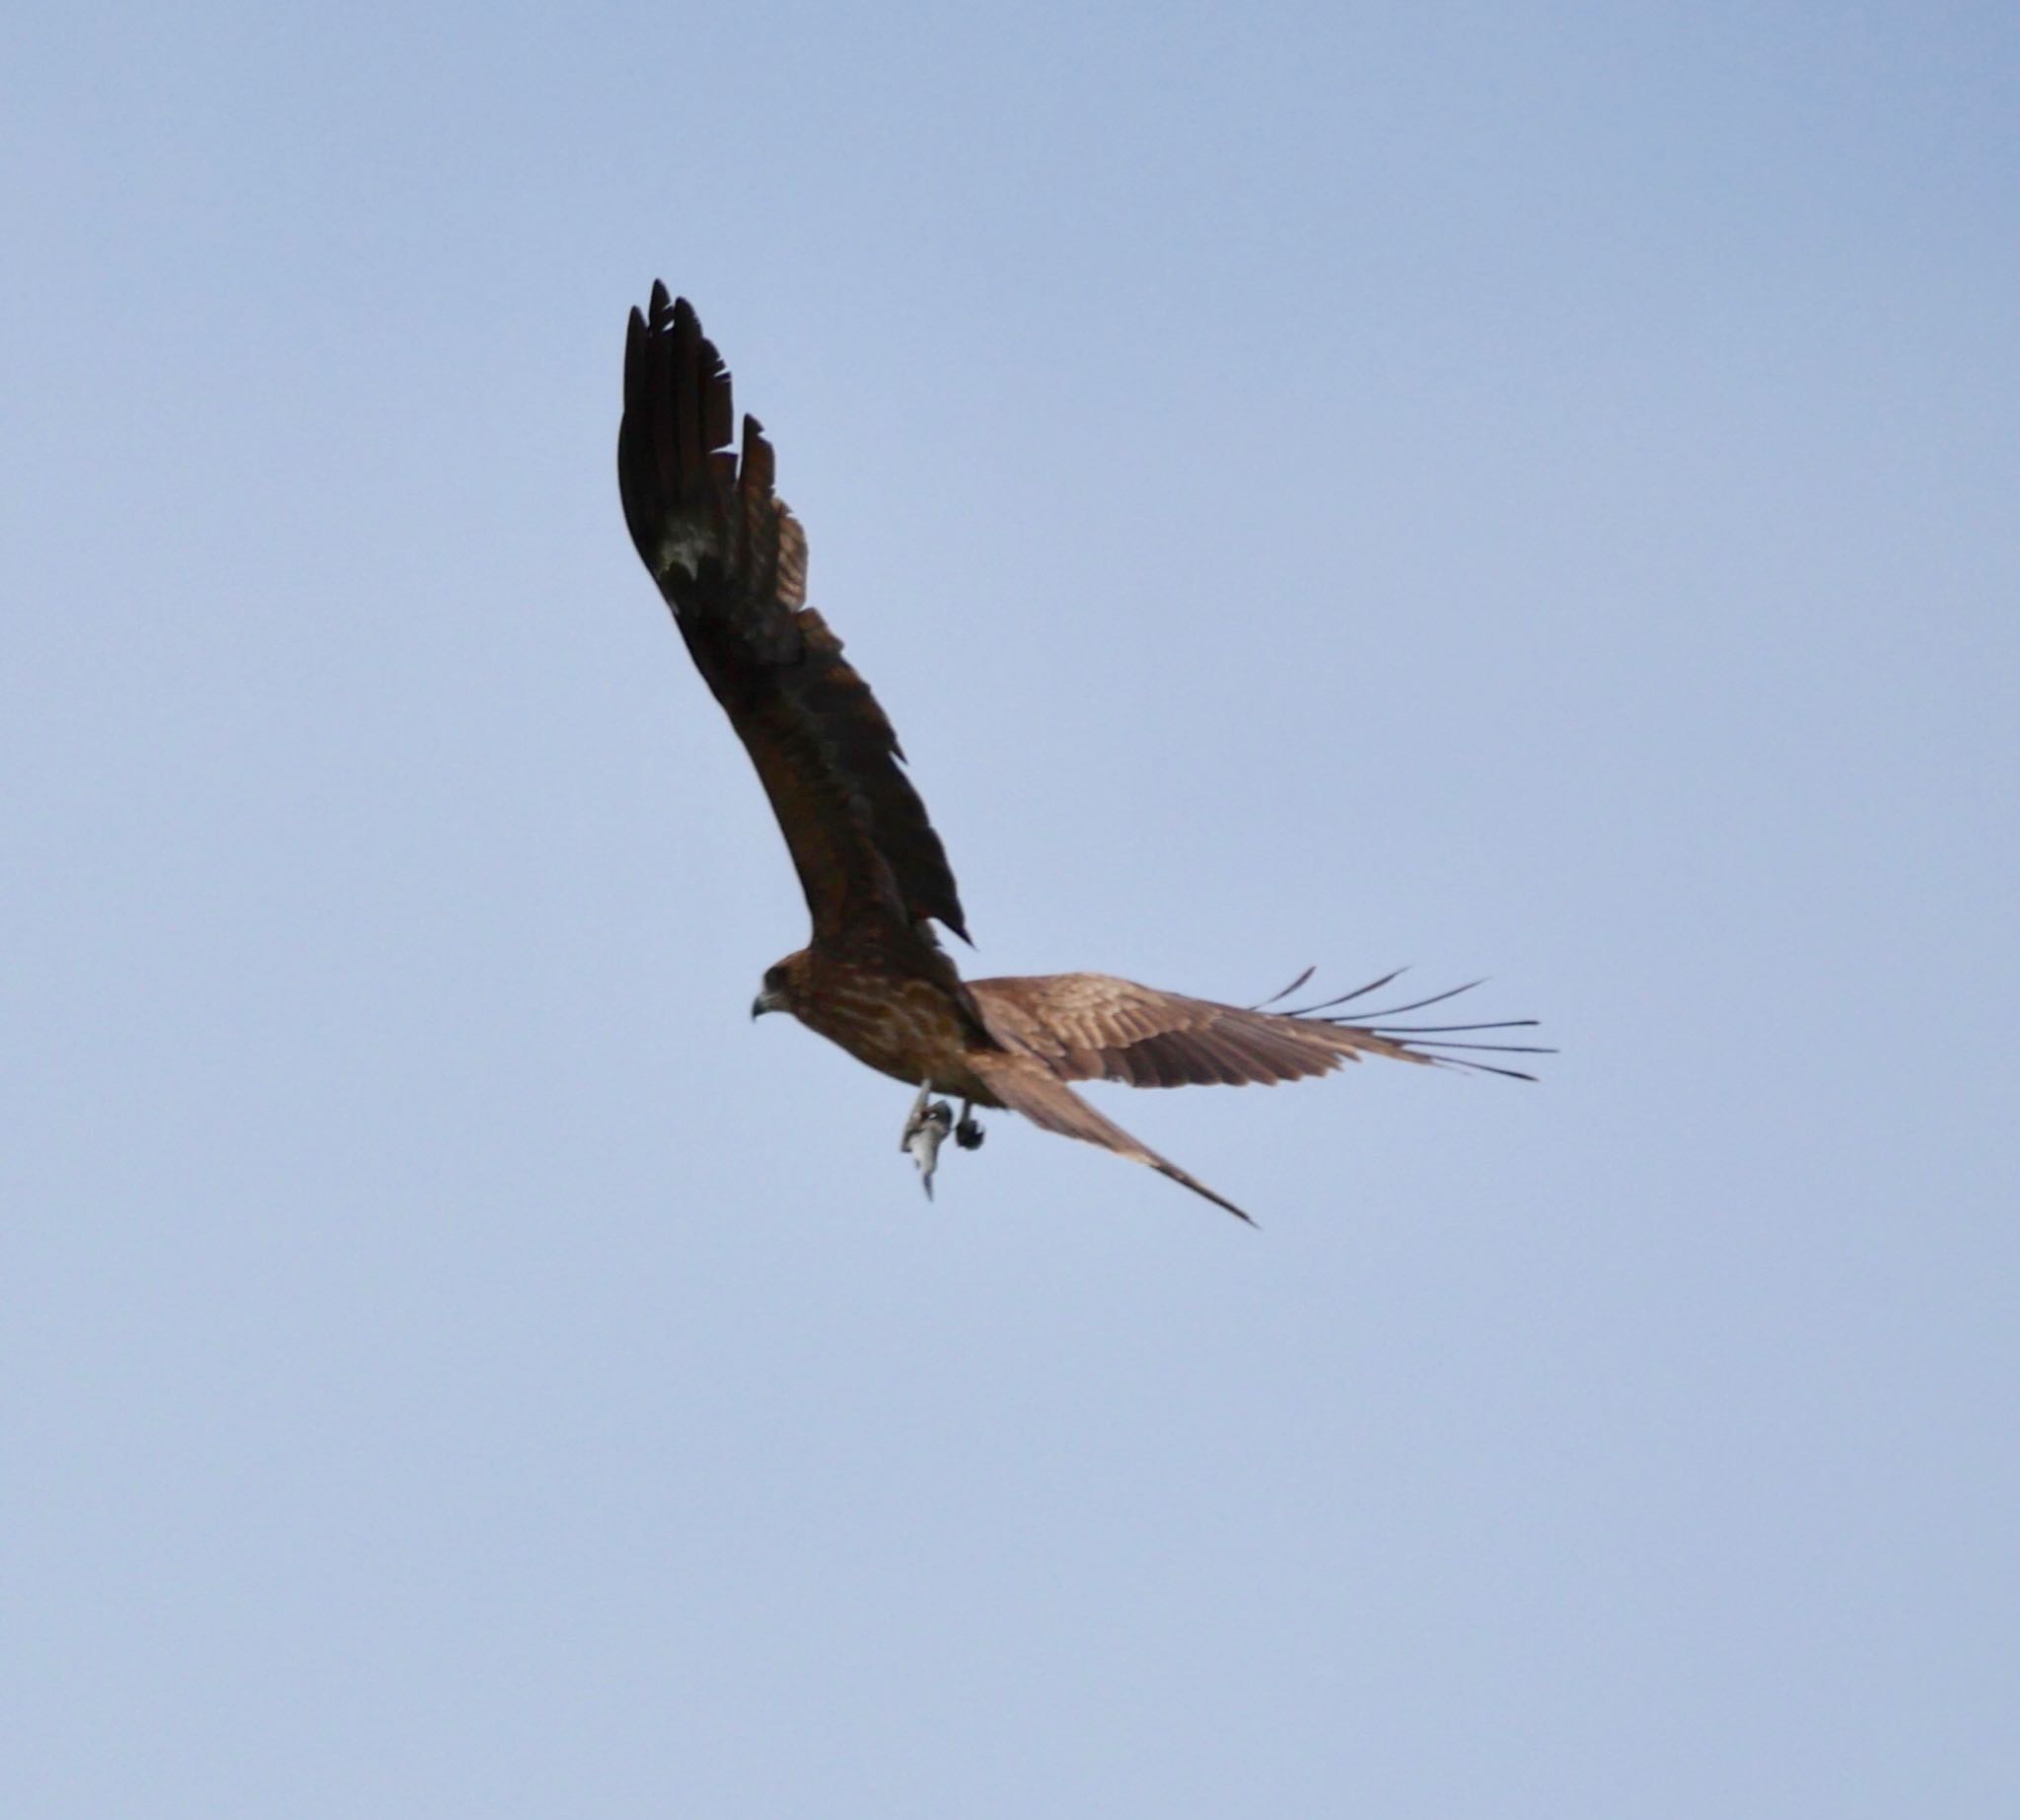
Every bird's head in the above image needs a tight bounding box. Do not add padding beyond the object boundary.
[751,953,807,1021]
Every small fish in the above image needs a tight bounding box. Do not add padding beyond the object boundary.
[902,1097,955,1200]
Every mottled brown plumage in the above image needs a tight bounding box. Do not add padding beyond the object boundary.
[617,285,1544,1222]
[970,973,1433,1087]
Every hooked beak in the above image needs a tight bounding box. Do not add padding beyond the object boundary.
[752,987,785,1020]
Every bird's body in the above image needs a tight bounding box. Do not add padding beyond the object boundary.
[617,284,1543,1221]
[776,947,997,1102]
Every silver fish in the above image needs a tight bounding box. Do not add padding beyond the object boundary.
[901,1095,955,1200]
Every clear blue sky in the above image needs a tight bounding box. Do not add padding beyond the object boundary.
[5,2,2016,1813]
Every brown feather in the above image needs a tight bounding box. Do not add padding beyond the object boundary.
[969,973,1435,1089]
[617,288,969,947]
[969,1052,1256,1224]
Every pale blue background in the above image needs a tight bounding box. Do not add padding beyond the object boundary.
[5,3,2016,1814]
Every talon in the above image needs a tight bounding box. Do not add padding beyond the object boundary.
[955,1117,984,1150]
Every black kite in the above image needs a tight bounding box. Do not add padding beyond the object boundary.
[616,285,1544,1221]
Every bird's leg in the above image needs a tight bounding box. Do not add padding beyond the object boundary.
[954,1099,985,1150]
[901,1083,955,1200]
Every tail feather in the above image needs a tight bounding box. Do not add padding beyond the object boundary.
[973,1054,1256,1225]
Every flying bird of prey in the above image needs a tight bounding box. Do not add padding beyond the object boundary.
[616,284,1544,1221]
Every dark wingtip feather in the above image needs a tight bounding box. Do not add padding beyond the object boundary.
[1249,965,1317,1010]
[1446,1059,1540,1082]
[1278,966,1411,1017]
[1309,981,1485,1021]
[1256,962,1549,1081]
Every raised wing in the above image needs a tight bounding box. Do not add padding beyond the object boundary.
[971,969,1547,1086]
[617,284,969,945]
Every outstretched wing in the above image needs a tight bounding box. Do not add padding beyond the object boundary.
[971,970,1547,1086]
[968,971,1545,1222]
[969,1051,1257,1224]
[617,284,969,946]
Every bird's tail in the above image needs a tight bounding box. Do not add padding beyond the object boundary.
[972,1053,1256,1225]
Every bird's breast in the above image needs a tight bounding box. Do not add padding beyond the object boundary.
[794,962,981,1089]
